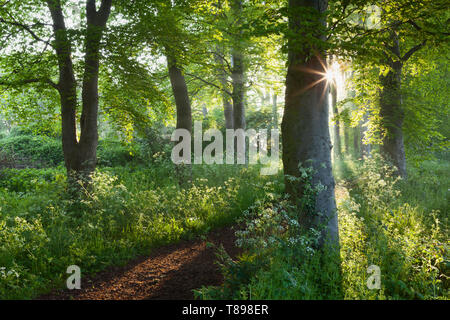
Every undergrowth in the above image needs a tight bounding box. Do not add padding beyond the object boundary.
[196,156,449,300]
[0,163,268,299]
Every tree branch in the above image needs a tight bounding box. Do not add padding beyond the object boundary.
[86,0,112,25]
[0,77,58,90]
[408,19,450,36]
[212,51,233,74]
[86,0,97,22]
[98,0,113,23]
[184,72,232,97]
[0,17,53,47]
[402,40,426,62]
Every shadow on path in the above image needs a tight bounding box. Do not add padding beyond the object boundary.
[38,226,241,300]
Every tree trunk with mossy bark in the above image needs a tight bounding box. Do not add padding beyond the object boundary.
[344,123,350,156]
[282,0,339,247]
[272,93,278,129]
[353,126,360,158]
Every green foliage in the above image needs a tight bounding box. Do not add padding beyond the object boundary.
[0,88,60,137]
[402,52,450,162]
[0,133,64,167]
[198,156,449,300]
[97,140,133,167]
[195,167,343,300]
[246,106,273,130]
[0,163,267,299]
[0,0,448,302]
[0,132,165,168]
[337,155,448,299]
[0,167,63,192]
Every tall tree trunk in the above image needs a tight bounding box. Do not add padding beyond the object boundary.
[213,1,233,130]
[344,123,350,156]
[214,48,234,129]
[231,0,245,131]
[47,0,79,174]
[272,93,278,129]
[46,0,111,180]
[167,53,192,183]
[223,95,234,130]
[282,0,338,246]
[260,89,270,107]
[330,81,341,160]
[231,52,245,130]
[167,55,192,133]
[377,11,425,177]
[264,90,271,105]
[353,126,360,158]
[360,111,371,158]
[79,1,111,175]
[379,31,406,177]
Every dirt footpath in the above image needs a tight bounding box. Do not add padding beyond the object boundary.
[38,226,240,300]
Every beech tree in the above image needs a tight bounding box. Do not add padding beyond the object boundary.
[0,0,113,179]
[330,73,341,160]
[167,55,192,133]
[212,0,234,129]
[282,0,339,246]
[118,1,195,134]
[230,0,246,132]
[341,0,449,177]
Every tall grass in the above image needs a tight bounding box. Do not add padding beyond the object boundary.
[0,162,268,299]
[198,156,449,300]
[337,155,448,299]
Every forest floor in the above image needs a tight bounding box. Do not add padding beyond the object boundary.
[38,226,240,300]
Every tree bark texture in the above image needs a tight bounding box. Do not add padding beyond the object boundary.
[46,0,112,178]
[330,81,341,160]
[379,31,406,177]
[282,0,338,246]
[231,0,245,131]
[167,55,192,133]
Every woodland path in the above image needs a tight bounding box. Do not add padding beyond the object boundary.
[38,226,240,300]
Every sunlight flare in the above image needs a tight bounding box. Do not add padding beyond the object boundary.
[290,58,344,98]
